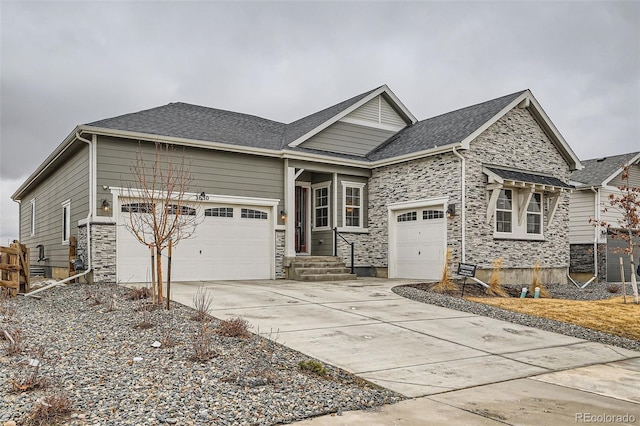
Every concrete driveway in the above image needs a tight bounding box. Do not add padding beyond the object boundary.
[169,278,640,425]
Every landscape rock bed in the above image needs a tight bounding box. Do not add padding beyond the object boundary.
[0,283,402,425]
[394,282,640,352]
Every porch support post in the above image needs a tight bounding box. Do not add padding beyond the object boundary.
[285,164,296,257]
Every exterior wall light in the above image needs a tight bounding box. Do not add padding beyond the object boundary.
[102,199,110,212]
[280,210,287,221]
[446,203,456,218]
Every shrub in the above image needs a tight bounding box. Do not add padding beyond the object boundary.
[191,285,214,322]
[10,347,48,392]
[486,258,508,297]
[298,359,328,376]
[606,284,621,294]
[24,392,73,426]
[127,286,152,301]
[216,317,251,338]
[191,323,218,362]
[4,328,24,355]
[529,262,551,298]
[433,248,456,293]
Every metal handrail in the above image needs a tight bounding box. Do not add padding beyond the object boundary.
[333,227,355,275]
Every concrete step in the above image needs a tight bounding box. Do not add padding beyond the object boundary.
[300,273,358,282]
[295,267,351,275]
[291,262,346,269]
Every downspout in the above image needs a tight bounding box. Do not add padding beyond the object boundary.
[582,186,599,288]
[452,147,466,263]
[26,133,94,296]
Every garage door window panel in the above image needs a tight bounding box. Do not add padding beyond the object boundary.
[241,208,268,219]
[205,207,233,218]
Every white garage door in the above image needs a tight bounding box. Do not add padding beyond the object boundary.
[117,202,273,283]
[392,207,446,280]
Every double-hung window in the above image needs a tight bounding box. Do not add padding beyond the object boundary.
[495,189,513,233]
[62,199,71,244]
[341,181,366,230]
[312,182,330,230]
[527,193,542,235]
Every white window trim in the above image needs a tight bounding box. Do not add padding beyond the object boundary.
[62,199,71,245]
[341,181,366,231]
[30,198,36,236]
[312,181,331,231]
[491,188,544,241]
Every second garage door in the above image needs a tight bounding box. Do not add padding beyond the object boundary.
[117,202,274,283]
[391,206,447,280]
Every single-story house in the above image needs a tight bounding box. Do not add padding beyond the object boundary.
[569,151,640,282]
[12,84,582,284]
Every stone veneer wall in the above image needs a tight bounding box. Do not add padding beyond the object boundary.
[366,152,462,268]
[275,230,286,279]
[464,107,571,278]
[90,223,117,283]
[570,243,606,281]
[362,107,571,283]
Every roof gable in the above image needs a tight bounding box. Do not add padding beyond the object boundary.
[286,85,417,148]
[570,151,640,187]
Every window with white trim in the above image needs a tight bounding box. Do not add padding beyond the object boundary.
[62,199,71,244]
[342,181,366,230]
[30,199,36,236]
[495,189,512,233]
[312,182,330,230]
[527,193,542,235]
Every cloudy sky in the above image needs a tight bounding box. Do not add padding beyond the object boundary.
[1,1,638,244]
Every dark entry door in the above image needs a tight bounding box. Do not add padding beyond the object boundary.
[295,186,308,253]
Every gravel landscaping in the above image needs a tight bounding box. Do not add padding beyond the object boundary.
[393,282,640,352]
[0,283,402,425]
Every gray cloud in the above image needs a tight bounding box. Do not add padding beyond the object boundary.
[1,0,638,240]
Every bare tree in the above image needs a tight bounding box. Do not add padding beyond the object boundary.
[591,165,639,304]
[123,142,199,305]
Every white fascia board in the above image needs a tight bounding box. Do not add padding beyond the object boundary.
[601,152,640,186]
[288,85,417,148]
[288,86,388,148]
[282,151,371,168]
[368,144,462,168]
[111,186,280,207]
[525,92,583,171]
[11,126,82,200]
[79,125,283,159]
[387,196,449,211]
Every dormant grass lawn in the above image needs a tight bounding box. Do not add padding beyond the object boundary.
[466,296,640,341]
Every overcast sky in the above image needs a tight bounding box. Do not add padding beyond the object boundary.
[1,0,638,244]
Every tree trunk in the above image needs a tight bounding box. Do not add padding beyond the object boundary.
[156,246,164,305]
[150,245,157,305]
[166,240,172,310]
[630,253,638,304]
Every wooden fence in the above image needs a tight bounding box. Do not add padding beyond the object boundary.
[0,241,30,296]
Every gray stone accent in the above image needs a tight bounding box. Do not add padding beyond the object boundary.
[570,243,606,282]
[90,223,116,283]
[275,230,286,279]
[363,107,571,283]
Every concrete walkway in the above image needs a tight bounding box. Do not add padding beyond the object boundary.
[169,278,640,425]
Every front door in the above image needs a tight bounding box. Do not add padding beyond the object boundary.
[295,185,309,253]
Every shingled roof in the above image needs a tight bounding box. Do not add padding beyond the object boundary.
[366,91,526,161]
[570,152,640,187]
[84,87,531,163]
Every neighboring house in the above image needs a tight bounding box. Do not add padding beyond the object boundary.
[569,152,640,282]
[12,85,581,284]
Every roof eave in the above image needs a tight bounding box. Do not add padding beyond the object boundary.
[601,152,640,186]
[11,126,82,200]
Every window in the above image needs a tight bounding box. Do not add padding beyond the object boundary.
[166,204,197,216]
[62,199,71,244]
[205,207,233,218]
[423,210,444,220]
[527,193,542,234]
[495,189,512,233]
[397,212,417,222]
[241,208,267,219]
[121,203,154,213]
[312,183,330,229]
[342,181,366,229]
[30,199,36,236]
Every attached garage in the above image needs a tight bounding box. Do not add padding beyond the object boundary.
[116,196,278,283]
[388,198,448,280]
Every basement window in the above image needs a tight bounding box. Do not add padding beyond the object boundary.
[62,199,71,244]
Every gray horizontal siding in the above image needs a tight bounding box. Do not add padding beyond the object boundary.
[345,95,406,127]
[96,136,284,212]
[380,97,406,126]
[311,229,333,256]
[19,145,90,268]
[348,97,379,122]
[299,122,395,156]
[608,164,640,188]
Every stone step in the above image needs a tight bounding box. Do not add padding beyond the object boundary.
[295,267,351,275]
[290,262,346,269]
[289,256,341,264]
[300,273,358,282]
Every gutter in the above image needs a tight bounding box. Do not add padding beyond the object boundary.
[581,186,600,288]
[452,147,466,263]
[26,132,95,296]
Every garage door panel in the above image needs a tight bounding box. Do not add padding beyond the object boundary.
[118,203,273,282]
[393,208,445,280]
